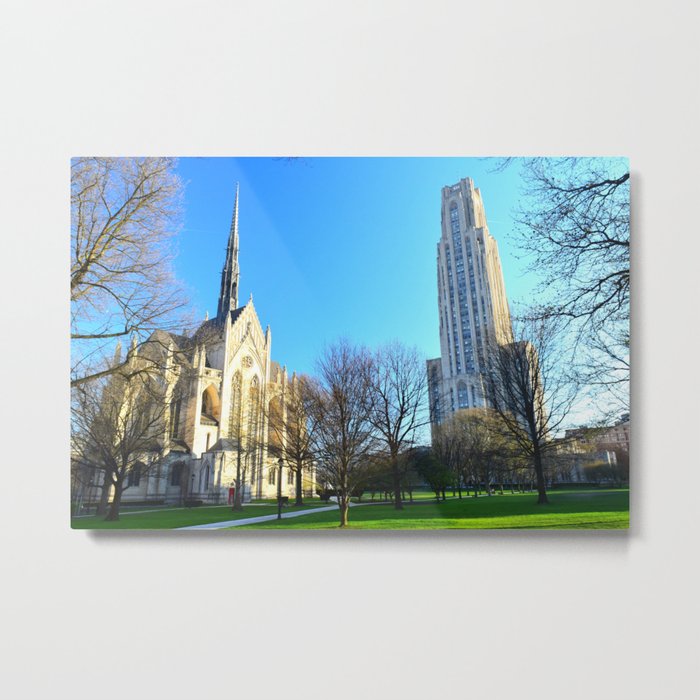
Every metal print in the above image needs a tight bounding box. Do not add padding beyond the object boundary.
[70,157,630,530]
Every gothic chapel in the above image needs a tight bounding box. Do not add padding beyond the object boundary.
[119,186,307,504]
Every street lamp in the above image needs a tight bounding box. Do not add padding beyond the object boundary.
[277,457,284,520]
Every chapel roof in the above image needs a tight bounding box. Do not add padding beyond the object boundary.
[206,438,240,453]
[230,306,246,325]
[168,438,190,453]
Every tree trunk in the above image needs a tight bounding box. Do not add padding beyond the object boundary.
[96,473,112,517]
[295,463,304,506]
[104,481,123,521]
[233,450,243,511]
[391,455,403,510]
[339,496,349,527]
[533,449,549,504]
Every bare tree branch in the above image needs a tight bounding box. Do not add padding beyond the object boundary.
[71,157,190,386]
[304,341,378,527]
[367,341,429,510]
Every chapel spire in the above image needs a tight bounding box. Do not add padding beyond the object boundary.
[216,183,240,321]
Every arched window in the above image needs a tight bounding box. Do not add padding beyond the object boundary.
[248,376,260,448]
[268,466,276,485]
[248,376,260,484]
[457,381,469,409]
[127,462,143,488]
[170,462,183,487]
[228,371,242,437]
[170,399,182,439]
[201,463,210,491]
[268,395,283,456]
[200,385,221,423]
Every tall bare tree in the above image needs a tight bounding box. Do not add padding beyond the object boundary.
[71,157,188,387]
[431,408,511,498]
[452,408,521,496]
[264,375,319,506]
[485,312,579,504]
[515,158,629,326]
[431,418,464,498]
[305,341,377,527]
[497,157,630,412]
[72,356,172,520]
[368,342,428,510]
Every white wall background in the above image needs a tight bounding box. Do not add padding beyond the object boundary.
[1,2,698,698]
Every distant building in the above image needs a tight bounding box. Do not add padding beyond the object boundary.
[427,178,513,425]
[598,416,630,454]
[550,418,629,484]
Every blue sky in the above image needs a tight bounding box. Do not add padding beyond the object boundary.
[174,157,534,376]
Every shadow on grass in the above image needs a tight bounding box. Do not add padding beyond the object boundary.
[360,490,630,521]
[72,490,629,532]
[231,490,630,530]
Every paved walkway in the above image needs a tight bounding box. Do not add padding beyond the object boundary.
[72,502,308,519]
[177,504,342,530]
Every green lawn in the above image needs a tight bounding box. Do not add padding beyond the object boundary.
[234,489,630,530]
[71,489,629,530]
[71,501,330,530]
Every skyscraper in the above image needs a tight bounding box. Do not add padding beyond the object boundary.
[427,178,513,425]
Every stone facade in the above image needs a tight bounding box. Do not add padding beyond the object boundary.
[99,186,311,505]
[427,178,513,425]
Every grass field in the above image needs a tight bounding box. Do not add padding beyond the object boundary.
[71,489,629,530]
[71,501,330,530]
[234,489,630,530]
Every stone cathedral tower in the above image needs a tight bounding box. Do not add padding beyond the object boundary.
[103,185,311,506]
[427,178,513,425]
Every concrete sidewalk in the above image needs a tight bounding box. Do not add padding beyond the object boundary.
[177,504,341,530]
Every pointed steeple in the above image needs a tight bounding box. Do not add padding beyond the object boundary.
[216,183,240,321]
[113,340,122,367]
